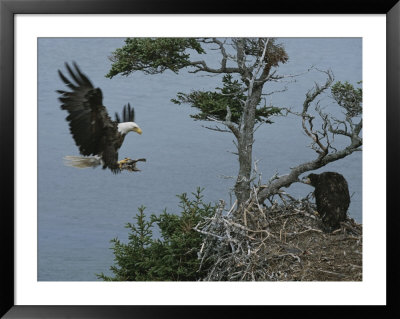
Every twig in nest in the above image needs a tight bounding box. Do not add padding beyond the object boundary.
[315,269,347,278]
[285,227,323,237]
[276,253,301,263]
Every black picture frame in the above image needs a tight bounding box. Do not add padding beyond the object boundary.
[1,0,398,318]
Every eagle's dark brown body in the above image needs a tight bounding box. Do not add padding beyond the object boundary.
[306,172,350,232]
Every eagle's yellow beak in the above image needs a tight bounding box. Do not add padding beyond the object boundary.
[133,127,142,135]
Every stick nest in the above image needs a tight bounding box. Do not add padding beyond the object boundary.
[195,188,362,281]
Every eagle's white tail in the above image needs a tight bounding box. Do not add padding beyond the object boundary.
[63,156,102,169]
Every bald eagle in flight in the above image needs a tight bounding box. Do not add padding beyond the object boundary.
[304,172,350,232]
[57,62,142,173]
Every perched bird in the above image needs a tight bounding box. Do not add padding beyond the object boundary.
[57,62,142,173]
[303,172,350,232]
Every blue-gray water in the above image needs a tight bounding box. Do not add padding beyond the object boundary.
[38,38,362,281]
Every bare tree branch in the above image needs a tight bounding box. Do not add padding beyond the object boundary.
[202,125,231,133]
[206,115,240,139]
[257,70,362,203]
[301,70,334,159]
[188,38,242,74]
[188,60,241,74]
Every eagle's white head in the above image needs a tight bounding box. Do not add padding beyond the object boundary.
[118,122,142,135]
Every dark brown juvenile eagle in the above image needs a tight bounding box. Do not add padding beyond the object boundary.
[57,62,142,173]
[304,171,350,232]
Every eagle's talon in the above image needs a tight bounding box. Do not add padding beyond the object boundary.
[118,157,132,168]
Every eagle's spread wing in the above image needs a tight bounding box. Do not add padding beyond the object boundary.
[57,62,120,172]
[115,103,135,123]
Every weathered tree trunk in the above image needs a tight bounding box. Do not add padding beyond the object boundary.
[232,38,274,208]
[235,134,253,206]
[235,84,263,207]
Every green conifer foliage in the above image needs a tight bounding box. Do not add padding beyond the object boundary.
[97,188,216,281]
